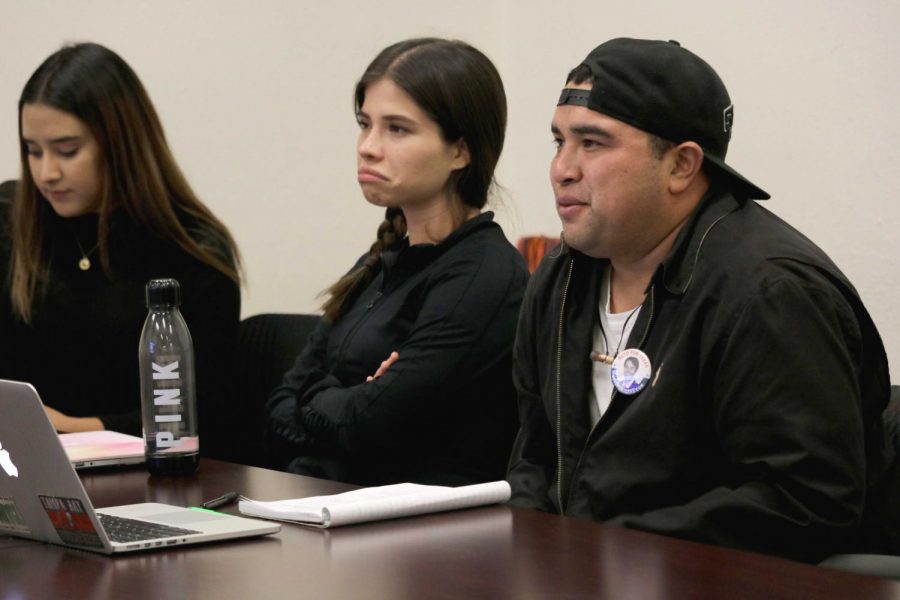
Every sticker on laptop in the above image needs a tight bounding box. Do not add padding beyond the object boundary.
[0,496,30,533]
[38,495,103,548]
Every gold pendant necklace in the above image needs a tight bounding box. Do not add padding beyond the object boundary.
[73,236,99,271]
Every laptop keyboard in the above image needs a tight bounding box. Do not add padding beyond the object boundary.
[97,513,202,543]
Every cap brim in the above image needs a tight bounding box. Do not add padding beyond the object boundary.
[703,154,770,200]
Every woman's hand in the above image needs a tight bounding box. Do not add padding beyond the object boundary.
[44,406,104,433]
[366,351,399,382]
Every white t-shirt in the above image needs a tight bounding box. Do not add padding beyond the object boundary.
[588,267,641,425]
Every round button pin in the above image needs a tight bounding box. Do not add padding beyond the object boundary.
[611,349,652,395]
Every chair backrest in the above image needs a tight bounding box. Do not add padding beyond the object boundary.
[517,235,560,273]
[821,385,900,578]
[0,180,15,204]
[880,386,900,550]
[225,313,320,467]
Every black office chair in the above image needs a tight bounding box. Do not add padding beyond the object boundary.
[225,313,321,467]
[819,385,900,580]
[0,179,16,204]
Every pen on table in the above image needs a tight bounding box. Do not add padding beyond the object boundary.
[200,491,240,510]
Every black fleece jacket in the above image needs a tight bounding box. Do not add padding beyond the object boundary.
[266,212,528,486]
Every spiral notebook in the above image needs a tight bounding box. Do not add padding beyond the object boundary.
[238,480,511,528]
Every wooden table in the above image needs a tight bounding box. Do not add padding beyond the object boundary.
[2,459,898,599]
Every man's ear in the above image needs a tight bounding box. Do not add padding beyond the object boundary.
[668,142,705,194]
[451,139,471,171]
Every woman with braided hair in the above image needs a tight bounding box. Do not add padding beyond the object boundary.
[265,38,528,486]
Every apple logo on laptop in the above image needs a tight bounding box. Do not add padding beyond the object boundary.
[0,441,18,477]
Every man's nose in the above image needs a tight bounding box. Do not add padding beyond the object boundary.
[550,146,580,185]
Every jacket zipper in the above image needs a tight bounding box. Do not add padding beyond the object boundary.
[555,258,575,515]
[335,285,385,365]
[556,208,728,512]
[560,284,657,514]
[366,291,383,309]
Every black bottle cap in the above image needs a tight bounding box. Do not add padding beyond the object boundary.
[145,278,182,308]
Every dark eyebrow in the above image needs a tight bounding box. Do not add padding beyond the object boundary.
[571,125,613,139]
[550,123,614,140]
[382,115,417,126]
[356,112,417,127]
[22,136,82,145]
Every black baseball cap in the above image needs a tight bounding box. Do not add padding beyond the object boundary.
[558,38,769,200]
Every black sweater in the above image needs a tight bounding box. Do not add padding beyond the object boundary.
[0,204,239,458]
[266,212,528,486]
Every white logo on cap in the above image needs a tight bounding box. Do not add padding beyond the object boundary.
[723,104,734,133]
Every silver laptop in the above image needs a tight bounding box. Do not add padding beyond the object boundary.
[61,430,146,469]
[0,379,280,554]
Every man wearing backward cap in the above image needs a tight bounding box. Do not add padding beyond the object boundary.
[506,38,894,563]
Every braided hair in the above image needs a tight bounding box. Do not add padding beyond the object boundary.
[321,207,406,321]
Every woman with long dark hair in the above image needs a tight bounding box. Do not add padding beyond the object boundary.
[0,43,240,458]
[265,38,528,486]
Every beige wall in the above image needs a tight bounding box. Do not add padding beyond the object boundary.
[1,0,898,368]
